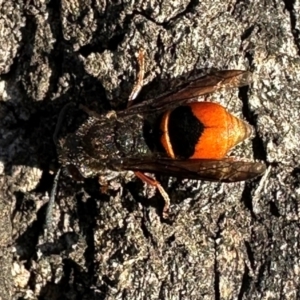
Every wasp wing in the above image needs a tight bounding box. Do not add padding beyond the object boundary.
[119,70,252,116]
[117,158,266,182]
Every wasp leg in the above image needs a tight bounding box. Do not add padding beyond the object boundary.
[134,171,170,219]
[127,49,145,107]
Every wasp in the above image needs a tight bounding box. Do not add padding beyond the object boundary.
[55,50,266,219]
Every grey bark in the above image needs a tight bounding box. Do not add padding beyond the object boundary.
[0,0,300,299]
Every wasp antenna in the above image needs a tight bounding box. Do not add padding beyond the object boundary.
[44,168,61,235]
[53,103,74,145]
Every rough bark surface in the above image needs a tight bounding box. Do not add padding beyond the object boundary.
[1,0,300,299]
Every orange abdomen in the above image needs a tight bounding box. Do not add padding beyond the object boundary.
[160,102,253,159]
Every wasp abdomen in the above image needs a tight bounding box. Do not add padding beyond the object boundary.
[160,102,253,160]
